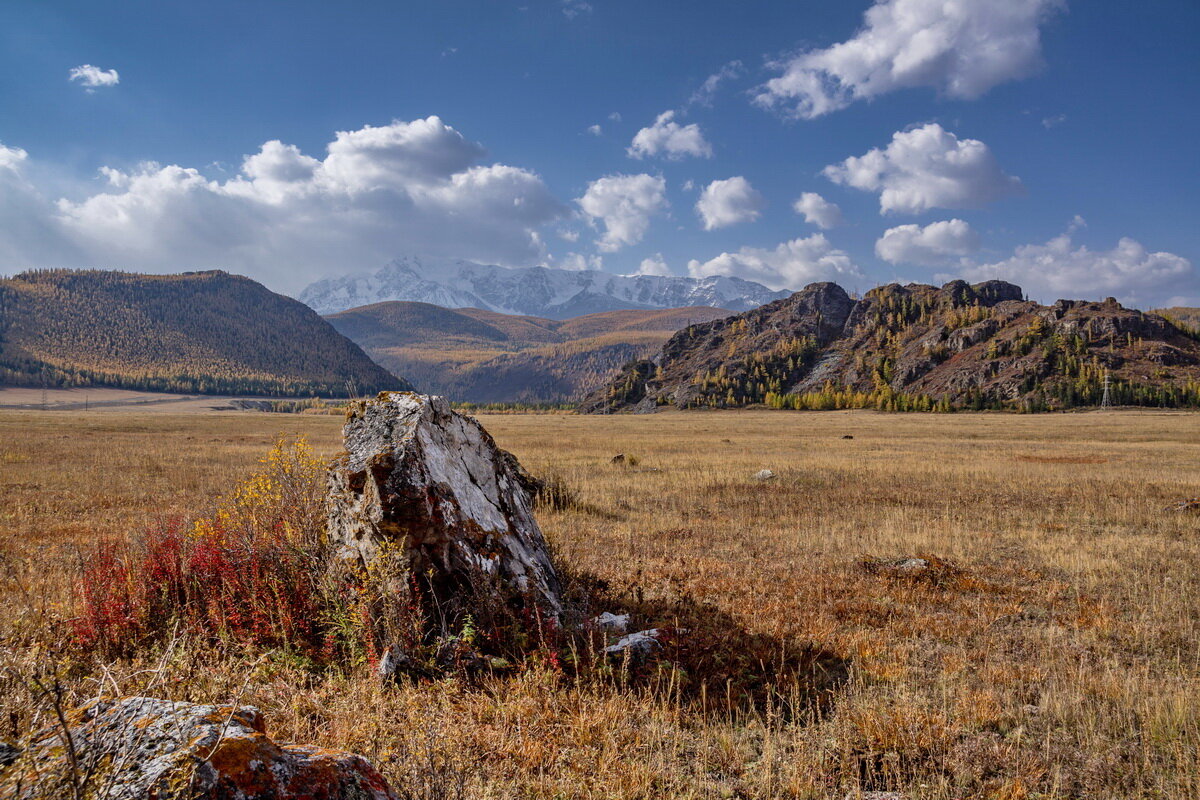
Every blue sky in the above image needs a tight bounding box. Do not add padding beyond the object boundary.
[1,0,1198,306]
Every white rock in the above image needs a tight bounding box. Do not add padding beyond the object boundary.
[753,469,777,481]
[327,392,561,615]
[604,628,662,657]
[593,612,630,633]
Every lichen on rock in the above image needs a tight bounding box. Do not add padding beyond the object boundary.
[0,696,398,799]
[327,392,562,619]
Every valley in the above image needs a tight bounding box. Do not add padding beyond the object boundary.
[2,407,1198,798]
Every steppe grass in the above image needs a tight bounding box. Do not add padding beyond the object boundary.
[1,408,1199,798]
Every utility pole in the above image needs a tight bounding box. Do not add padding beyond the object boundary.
[1100,370,1112,410]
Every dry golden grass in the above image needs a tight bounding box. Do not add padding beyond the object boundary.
[2,407,1200,798]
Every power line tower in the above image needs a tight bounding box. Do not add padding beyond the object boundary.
[1100,370,1112,410]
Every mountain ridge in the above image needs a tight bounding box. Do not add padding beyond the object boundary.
[0,269,408,397]
[582,280,1200,413]
[300,255,788,318]
[325,301,732,403]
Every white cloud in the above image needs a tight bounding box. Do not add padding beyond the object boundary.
[562,0,592,18]
[633,253,672,277]
[0,117,565,291]
[1042,113,1067,129]
[0,144,28,171]
[875,219,980,265]
[627,111,713,160]
[792,192,843,229]
[558,252,603,271]
[688,61,744,108]
[695,177,764,231]
[823,123,1022,214]
[687,234,862,291]
[755,0,1063,119]
[576,173,668,252]
[608,112,621,122]
[958,225,1193,306]
[69,64,120,90]
[587,124,603,136]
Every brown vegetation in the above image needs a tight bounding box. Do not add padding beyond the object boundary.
[585,280,1200,414]
[0,269,405,396]
[325,300,731,403]
[2,408,1200,798]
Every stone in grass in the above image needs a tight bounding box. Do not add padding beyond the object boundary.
[0,696,398,799]
[593,612,630,633]
[753,469,777,482]
[327,392,562,616]
[604,629,663,659]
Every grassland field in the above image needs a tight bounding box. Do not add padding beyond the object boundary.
[1,407,1199,799]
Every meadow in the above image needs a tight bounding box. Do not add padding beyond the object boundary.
[1,407,1199,799]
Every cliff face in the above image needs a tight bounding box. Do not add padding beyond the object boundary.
[580,280,1200,413]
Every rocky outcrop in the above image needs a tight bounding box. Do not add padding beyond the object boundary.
[582,279,1200,412]
[0,696,397,799]
[327,392,562,616]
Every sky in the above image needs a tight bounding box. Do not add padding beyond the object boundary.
[1,0,1198,307]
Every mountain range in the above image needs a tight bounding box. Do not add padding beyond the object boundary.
[0,269,406,397]
[582,280,1200,413]
[299,255,788,318]
[325,301,731,404]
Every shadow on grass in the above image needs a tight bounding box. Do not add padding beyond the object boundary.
[559,568,852,721]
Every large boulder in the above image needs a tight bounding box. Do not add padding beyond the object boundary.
[327,392,561,616]
[0,696,398,799]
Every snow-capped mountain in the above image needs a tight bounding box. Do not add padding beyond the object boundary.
[298,256,790,318]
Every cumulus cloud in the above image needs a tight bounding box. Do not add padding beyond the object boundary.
[587,124,603,136]
[558,252,603,271]
[627,111,713,160]
[0,117,565,291]
[576,173,668,252]
[69,64,120,90]
[687,234,862,291]
[695,177,764,231]
[792,192,843,229]
[958,225,1193,306]
[755,0,1063,119]
[632,253,672,277]
[876,219,980,265]
[823,123,1022,214]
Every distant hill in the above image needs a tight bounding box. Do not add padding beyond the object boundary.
[325,301,731,403]
[300,255,787,317]
[582,280,1200,413]
[0,269,408,397]
[1155,307,1200,331]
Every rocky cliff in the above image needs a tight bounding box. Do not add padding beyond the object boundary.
[581,280,1200,413]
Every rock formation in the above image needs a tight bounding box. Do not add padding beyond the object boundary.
[0,696,398,799]
[327,392,562,617]
[581,279,1200,413]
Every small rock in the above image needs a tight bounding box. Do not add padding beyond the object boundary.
[860,556,930,575]
[593,612,630,633]
[632,397,659,414]
[604,628,662,658]
[610,453,626,465]
[378,644,433,682]
[753,469,777,482]
[841,434,854,439]
[1,696,398,799]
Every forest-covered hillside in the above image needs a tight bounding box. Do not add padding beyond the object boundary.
[0,269,407,397]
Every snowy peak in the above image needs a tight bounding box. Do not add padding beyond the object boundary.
[299,256,789,318]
